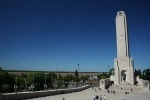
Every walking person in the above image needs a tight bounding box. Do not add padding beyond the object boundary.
[113,90,115,95]
[103,95,106,100]
[99,95,102,100]
[93,95,95,100]
[62,98,65,100]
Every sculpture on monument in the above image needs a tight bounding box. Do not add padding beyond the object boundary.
[114,11,134,85]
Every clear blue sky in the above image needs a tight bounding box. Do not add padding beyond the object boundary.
[0,0,150,72]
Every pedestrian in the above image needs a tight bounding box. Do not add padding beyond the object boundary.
[131,88,132,92]
[113,90,115,95]
[95,95,99,100]
[107,89,109,93]
[103,95,106,100]
[99,95,102,100]
[93,95,95,100]
[62,98,65,100]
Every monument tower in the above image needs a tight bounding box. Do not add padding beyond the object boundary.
[114,11,134,85]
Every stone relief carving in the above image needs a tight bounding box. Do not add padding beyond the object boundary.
[130,59,133,66]
[115,60,118,66]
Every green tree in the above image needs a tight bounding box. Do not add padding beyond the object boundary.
[25,72,45,91]
[74,70,79,82]
[64,74,73,82]
[134,69,137,77]
[0,67,15,93]
[97,74,102,80]
[57,74,63,81]
[100,73,109,79]
[145,68,150,80]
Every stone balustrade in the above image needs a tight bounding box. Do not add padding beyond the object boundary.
[0,85,90,100]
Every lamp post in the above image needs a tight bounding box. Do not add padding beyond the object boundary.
[32,63,35,92]
[44,65,47,91]
[108,65,109,72]
[77,64,80,84]
[75,69,77,88]
[55,67,57,90]
[77,64,80,73]
[14,58,19,93]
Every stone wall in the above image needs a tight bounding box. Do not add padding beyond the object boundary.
[0,85,90,100]
[99,79,110,89]
[136,76,149,91]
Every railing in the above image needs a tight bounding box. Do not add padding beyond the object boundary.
[0,85,90,100]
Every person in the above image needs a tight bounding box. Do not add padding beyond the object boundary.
[131,88,132,92]
[95,95,99,100]
[92,86,94,90]
[93,95,95,100]
[107,89,109,93]
[103,95,106,100]
[113,90,115,95]
[99,95,102,100]
[62,98,65,100]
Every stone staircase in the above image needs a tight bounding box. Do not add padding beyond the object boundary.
[109,81,142,92]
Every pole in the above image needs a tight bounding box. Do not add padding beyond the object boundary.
[45,65,47,91]
[32,63,35,92]
[55,67,57,90]
[108,65,109,72]
[15,58,19,93]
[77,64,80,72]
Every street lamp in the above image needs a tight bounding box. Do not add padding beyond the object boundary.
[54,67,57,90]
[32,63,35,92]
[77,64,80,72]
[108,65,109,73]
[14,58,19,93]
[44,65,47,91]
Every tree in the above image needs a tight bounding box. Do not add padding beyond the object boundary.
[25,72,45,91]
[97,74,102,80]
[74,70,79,82]
[0,67,15,93]
[57,74,63,81]
[46,73,56,88]
[100,73,109,79]
[145,68,150,80]
[64,75,73,82]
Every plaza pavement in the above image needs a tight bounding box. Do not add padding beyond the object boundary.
[27,86,150,100]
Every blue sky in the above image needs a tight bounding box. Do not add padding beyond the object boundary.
[0,0,150,72]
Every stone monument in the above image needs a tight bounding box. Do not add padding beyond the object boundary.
[114,11,134,85]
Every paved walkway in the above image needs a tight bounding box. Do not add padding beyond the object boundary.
[27,87,150,100]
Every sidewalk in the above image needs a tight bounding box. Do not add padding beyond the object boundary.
[27,87,150,100]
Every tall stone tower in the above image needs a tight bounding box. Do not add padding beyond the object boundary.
[114,11,134,85]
